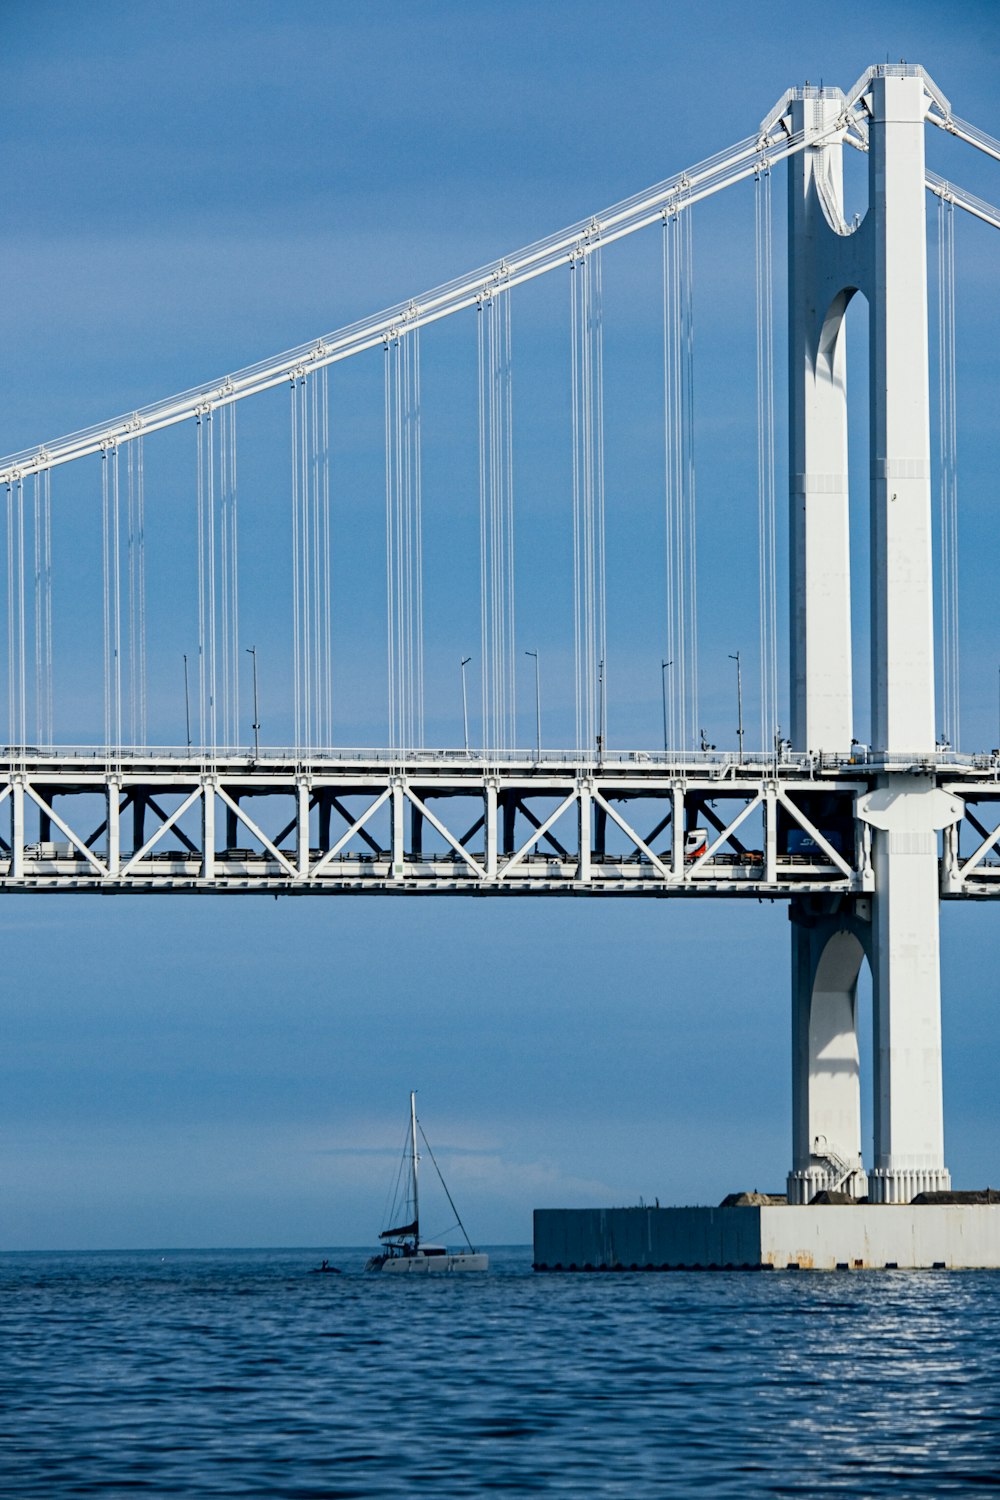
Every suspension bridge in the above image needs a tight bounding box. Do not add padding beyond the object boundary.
[3,63,1000,1210]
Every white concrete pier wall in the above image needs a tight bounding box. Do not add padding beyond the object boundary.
[534,1206,1000,1271]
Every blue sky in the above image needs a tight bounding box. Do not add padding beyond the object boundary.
[2,0,1000,1249]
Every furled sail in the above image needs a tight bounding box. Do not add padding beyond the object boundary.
[380,1220,418,1240]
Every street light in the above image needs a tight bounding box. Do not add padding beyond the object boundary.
[182,653,192,750]
[660,659,672,752]
[729,651,744,762]
[525,649,541,758]
[246,646,260,758]
[461,656,471,755]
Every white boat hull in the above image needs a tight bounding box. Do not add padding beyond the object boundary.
[366,1250,488,1273]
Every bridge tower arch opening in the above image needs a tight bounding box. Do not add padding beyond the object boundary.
[788,908,871,1203]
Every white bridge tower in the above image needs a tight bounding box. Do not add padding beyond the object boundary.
[787,66,958,1205]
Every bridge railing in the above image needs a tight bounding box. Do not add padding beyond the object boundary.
[1,744,997,775]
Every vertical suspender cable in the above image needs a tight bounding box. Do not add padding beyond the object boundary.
[320,366,332,746]
[682,209,698,746]
[384,342,395,751]
[478,289,515,754]
[571,250,606,756]
[477,302,489,754]
[136,439,145,746]
[489,305,496,747]
[2,480,43,751]
[111,445,122,751]
[222,403,239,748]
[401,337,413,745]
[501,293,514,748]
[661,225,676,754]
[291,381,302,752]
[581,254,593,751]
[102,450,112,751]
[33,477,42,745]
[206,413,217,751]
[663,214,685,751]
[673,212,685,752]
[497,298,503,744]
[937,194,959,748]
[385,338,419,752]
[127,444,137,745]
[127,441,146,747]
[299,374,312,752]
[663,204,698,753]
[755,162,778,758]
[390,340,399,748]
[393,339,405,747]
[310,371,322,747]
[412,329,425,748]
[42,470,53,744]
[594,247,607,752]
[199,414,209,750]
[228,411,239,750]
[570,263,583,751]
[16,480,26,756]
[570,246,607,758]
[220,411,230,746]
[503,292,516,750]
[382,328,425,753]
[6,483,15,747]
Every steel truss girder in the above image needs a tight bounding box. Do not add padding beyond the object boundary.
[941,782,1000,897]
[0,756,878,897]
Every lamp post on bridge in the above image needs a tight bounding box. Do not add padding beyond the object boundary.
[460,656,471,756]
[246,646,260,758]
[660,660,672,753]
[182,654,192,750]
[525,649,541,759]
[729,651,744,763]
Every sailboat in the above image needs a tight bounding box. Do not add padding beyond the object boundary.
[364,1093,489,1273]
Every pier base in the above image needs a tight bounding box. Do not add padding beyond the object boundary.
[533,1204,1000,1271]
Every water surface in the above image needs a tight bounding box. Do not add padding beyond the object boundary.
[3,1248,999,1496]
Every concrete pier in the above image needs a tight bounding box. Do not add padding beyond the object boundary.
[533,1205,1000,1271]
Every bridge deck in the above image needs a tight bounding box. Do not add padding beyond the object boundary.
[1,749,997,897]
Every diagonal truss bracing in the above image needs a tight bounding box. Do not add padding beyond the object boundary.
[942,785,1000,894]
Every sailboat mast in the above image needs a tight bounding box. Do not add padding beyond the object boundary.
[410,1090,420,1248]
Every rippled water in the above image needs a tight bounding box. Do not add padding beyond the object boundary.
[3,1248,1000,1496]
